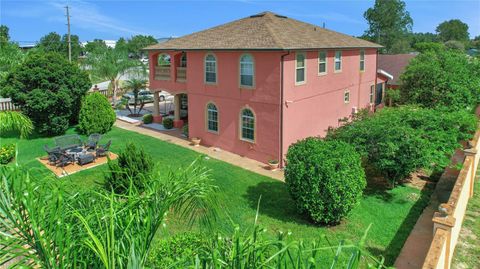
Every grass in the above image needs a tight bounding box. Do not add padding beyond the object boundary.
[0,126,432,265]
[452,169,480,269]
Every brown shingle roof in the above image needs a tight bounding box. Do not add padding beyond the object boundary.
[377,54,417,85]
[144,12,382,51]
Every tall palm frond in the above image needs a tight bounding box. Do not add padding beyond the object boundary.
[0,111,33,138]
[124,78,148,115]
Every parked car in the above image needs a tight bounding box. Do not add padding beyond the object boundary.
[122,90,172,104]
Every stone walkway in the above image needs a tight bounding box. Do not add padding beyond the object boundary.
[394,149,466,269]
[115,120,284,181]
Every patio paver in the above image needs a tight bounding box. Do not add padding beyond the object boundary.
[114,120,284,181]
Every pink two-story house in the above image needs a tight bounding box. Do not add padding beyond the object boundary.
[145,12,387,166]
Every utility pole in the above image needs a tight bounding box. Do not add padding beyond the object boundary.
[65,5,72,62]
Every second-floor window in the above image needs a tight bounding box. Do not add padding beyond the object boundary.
[205,54,217,84]
[318,51,327,74]
[158,54,171,66]
[360,50,365,71]
[180,53,187,67]
[295,52,306,84]
[240,54,254,87]
[335,51,342,72]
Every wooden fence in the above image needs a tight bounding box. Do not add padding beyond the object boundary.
[0,99,19,111]
[422,129,480,269]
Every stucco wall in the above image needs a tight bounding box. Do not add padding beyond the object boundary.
[185,51,283,163]
[281,48,378,158]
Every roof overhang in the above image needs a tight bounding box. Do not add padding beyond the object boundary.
[377,69,394,80]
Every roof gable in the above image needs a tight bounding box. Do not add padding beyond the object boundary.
[145,12,382,51]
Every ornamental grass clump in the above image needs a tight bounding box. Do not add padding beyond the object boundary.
[285,138,366,225]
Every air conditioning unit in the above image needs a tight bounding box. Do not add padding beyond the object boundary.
[352,106,358,114]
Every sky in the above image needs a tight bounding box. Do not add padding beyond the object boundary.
[1,0,479,45]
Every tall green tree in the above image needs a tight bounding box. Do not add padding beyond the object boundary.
[127,35,157,58]
[86,47,143,105]
[436,19,470,42]
[115,37,129,53]
[61,34,83,59]
[84,39,108,54]
[363,0,413,53]
[0,25,10,43]
[1,51,91,135]
[37,32,63,53]
[0,41,24,79]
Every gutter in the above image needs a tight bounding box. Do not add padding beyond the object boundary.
[279,50,290,168]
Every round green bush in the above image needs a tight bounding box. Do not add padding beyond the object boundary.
[78,92,116,135]
[285,138,366,225]
[143,114,153,124]
[163,118,174,129]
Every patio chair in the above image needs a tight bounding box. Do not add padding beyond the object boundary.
[56,152,74,168]
[96,140,112,158]
[85,133,102,151]
[55,134,83,151]
[44,145,63,165]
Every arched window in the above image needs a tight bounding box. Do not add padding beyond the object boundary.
[240,108,255,142]
[205,54,217,83]
[180,53,187,67]
[206,103,218,132]
[157,54,171,66]
[240,54,254,87]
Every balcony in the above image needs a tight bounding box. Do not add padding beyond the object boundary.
[176,67,186,82]
[154,66,170,81]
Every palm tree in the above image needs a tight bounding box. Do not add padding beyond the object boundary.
[124,78,147,116]
[85,48,143,106]
[0,111,33,138]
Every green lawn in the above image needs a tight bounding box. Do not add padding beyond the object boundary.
[452,170,480,269]
[0,126,432,265]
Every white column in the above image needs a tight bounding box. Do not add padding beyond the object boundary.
[153,91,160,117]
[174,94,181,121]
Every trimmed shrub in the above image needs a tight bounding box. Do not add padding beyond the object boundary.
[0,144,15,164]
[1,51,91,135]
[182,123,189,137]
[143,114,153,124]
[78,92,116,135]
[163,118,173,129]
[105,142,154,194]
[285,138,366,225]
[327,106,477,185]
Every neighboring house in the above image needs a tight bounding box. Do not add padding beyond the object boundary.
[377,54,416,90]
[145,11,387,166]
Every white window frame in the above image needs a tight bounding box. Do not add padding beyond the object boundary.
[240,107,255,143]
[239,53,255,88]
[204,53,217,84]
[318,51,327,75]
[295,52,306,85]
[206,102,219,133]
[360,50,365,72]
[344,89,350,104]
[334,51,342,72]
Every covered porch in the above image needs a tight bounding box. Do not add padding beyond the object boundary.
[151,91,188,129]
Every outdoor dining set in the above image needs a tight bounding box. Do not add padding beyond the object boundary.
[44,134,111,167]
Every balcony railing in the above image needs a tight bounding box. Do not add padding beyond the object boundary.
[154,66,171,81]
[176,67,186,82]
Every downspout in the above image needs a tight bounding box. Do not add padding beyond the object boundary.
[374,49,379,111]
[279,50,290,168]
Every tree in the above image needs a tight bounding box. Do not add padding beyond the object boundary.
[413,42,445,53]
[363,0,413,53]
[78,92,116,135]
[115,37,129,53]
[127,35,157,58]
[84,39,108,54]
[61,34,83,59]
[0,111,33,138]
[0,41,24,79]
[124,78,148,115]
[37,32,63,54]
[1,51,91,135]
[0,25,10,43]
[409,32,438,49]
[400,49,480,110]
[85,47,143,105]
[445,40,465,51]
[436,19,469,42]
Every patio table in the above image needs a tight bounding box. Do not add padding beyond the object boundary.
[65,147,84,161]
